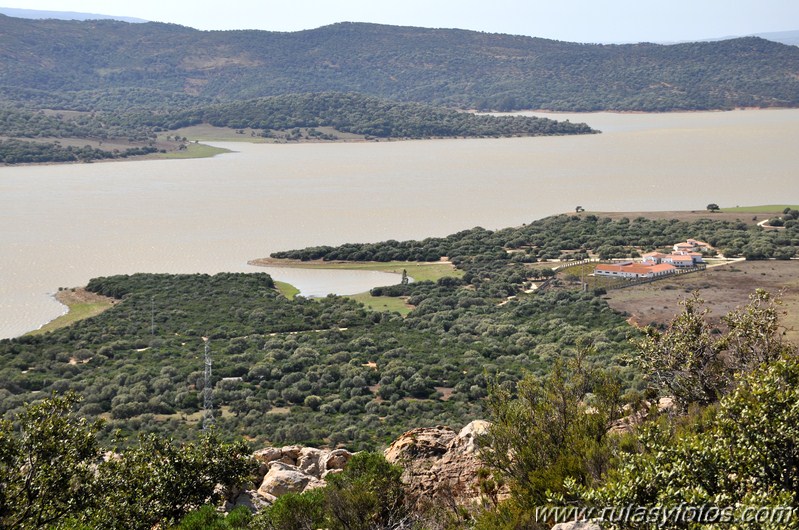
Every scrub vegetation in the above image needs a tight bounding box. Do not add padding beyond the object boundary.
[0,211,797,528]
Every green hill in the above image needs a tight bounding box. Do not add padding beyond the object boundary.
[1,16,798,112]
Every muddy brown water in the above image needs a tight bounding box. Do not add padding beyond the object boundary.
[1,109,797,337]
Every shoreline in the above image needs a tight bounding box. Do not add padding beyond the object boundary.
[27,288,117,336]
[507,106,795,115]
[0,140,232,168]
[5,106,794,168]
[249,257,462,281]
[17,205,792,336]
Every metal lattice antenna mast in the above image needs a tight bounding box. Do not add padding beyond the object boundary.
[202,339,214,431]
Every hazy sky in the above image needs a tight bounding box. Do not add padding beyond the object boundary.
[1,0,797,43]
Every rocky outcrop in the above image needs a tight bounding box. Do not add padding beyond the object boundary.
[384,420,500,508]
[226,444,353,512]
[257,461,321,497]
[228,420,498,514]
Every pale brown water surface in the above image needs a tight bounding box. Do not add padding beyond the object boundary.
[1,109,797,337]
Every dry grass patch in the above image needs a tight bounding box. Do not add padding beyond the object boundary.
[605,260,799,344]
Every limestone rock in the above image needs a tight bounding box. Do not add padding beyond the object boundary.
[253,447,283,479]
[246,421,494,515]
[247,444,355,510]
[384,425,456,464]
[303,476,327,491]
[297,447,325,477]
[384,421,498,508]
[253,447,282,464]
[324,448,352,472]
[257,462,315,498]
[453,419,490,454]
[229,490,272,513]
[321,468,343,479]
[280,445,302,463]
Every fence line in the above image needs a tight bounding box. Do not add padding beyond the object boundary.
[603,264,706,291]
[553,258,598,272]
[536,259,707,292]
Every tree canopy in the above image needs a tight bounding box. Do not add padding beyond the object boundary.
[1,17,797,112]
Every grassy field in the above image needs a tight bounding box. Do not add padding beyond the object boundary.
[274,281,300,300]
[335,261,460,314]
[556,263,628,291]
[29,288,116,336]
[719,205,799,213]
[603,260,799,343]
[170,125,268,143]
[155,142,231,159]
[348,292,414,315]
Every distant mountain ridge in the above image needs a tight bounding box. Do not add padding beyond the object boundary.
[0,7,146,23]
[0,16,798,111]
[750,30,799,47]
[2,7,796,47]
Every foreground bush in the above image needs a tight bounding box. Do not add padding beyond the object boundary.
[0,393,253,530]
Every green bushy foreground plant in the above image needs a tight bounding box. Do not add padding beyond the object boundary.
[0,393,253,530]
[578,354,799,529]
[474,290,799,530]
[0,393,407,530]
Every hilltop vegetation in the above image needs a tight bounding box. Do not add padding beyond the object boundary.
[2,15,797,163]
[0,93,595,163]
[0,272,633,449]
[1,16,798,112]
[159,92,596,138]
[0,94,597,164]
[0,94,594,141]
[273,213,799,266]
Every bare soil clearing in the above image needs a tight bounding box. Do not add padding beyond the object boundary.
[605,260,799,343]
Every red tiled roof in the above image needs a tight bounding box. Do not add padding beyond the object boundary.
[650,264,677,273]
[596,263,654,275]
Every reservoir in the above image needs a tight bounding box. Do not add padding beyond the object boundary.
[1,109,798,338]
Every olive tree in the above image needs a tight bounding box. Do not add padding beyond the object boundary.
[0,393,101,530]
[0,393,254,530]
[633,290,792,409]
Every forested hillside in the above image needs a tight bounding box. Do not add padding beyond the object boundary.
[0,93,595,163]
[156,93,596,138]
[1,15,798,112]
[1,214,796,449]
